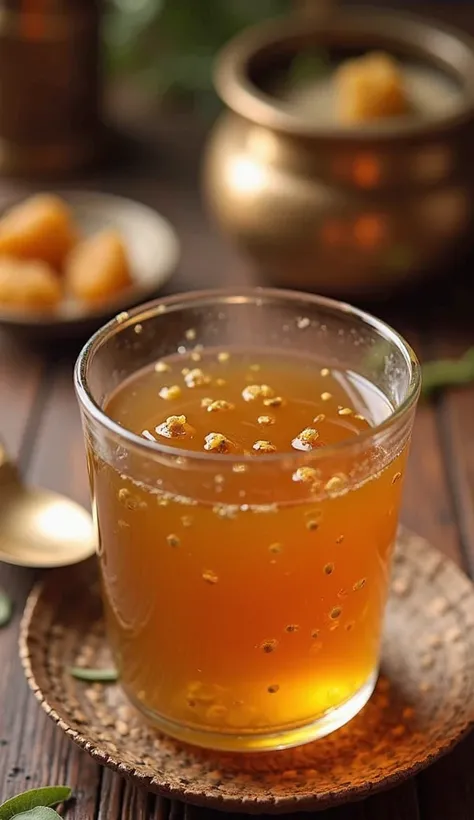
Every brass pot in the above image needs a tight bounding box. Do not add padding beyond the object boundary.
[203,9,474,296]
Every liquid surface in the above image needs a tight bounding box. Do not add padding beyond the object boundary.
[92,349,408,749]
[109,350,392,454]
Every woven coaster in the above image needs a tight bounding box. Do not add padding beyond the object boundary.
[20,530,474,814]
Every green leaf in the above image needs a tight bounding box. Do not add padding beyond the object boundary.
[421,348,474,398]
[68,666,118,682]
[104,0,292,110]
[289,50,331,86]
[0,590,12,628]
[12,809,60,819]
[0,787,71,820]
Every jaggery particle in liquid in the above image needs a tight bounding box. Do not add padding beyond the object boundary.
[96,348,409,745]
[108,348,392,456]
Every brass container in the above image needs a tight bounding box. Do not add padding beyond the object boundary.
[203,9,474,296]
[0,0,102,176]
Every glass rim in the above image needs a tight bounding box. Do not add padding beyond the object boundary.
[74,287,421,466]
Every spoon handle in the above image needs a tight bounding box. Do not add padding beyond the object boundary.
[0,439,20,486]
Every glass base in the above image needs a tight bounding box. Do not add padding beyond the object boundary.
[125,669,378,753]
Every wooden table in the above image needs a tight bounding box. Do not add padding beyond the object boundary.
[2,47,474,820]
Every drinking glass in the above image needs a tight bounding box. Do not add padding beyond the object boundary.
[75,288,420,752]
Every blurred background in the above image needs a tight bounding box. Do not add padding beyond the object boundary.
[103,0,469,112]
[0,0,474,343]
[106,0,291,119]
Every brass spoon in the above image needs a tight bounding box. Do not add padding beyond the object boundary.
[0,441,95,568]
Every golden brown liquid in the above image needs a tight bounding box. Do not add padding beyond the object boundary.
[91,350,407,750]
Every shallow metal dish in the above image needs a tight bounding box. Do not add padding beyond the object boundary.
[0,191,180,340]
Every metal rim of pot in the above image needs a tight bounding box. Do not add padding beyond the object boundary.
[213,6,474,143]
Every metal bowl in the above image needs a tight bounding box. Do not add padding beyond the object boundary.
[203,8,474,296]
[0,191,180,340]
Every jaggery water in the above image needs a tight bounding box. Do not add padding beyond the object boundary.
[91,348,407,750]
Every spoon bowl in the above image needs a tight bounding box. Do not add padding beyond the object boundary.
[0,446,95,568]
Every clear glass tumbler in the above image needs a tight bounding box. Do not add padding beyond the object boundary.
[75,288,420,752]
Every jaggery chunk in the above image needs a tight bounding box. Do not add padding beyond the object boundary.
[0,258,61,311]
[65,230,132,304]
[0,194,77,268]
[335,52,409,123]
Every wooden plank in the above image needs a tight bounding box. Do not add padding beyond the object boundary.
[155,797,172,819]
[414,330,474,818]
[392,327,464,565]
[417,733,474,820]
[0,345,103,816]
[96,771,123,820]
[181,791,416,820]
[96,773,174,820]
[364,782,421,820]
[169,801,186,820]
[402,400,462,563]
[436,389,474,577]
[433,356,474,578]
[27,358,90,509]
[59,743,102,820]
[2,681,102,818]
[118,780,152,819]
[0,334,45,805]
[0,333,44,462]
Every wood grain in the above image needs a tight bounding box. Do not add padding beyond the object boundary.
[417,733,474,820]
[390,325,464,567]
[429,334,474,578]
[438,391,474,578]
[0,334,44,799]
[402,401,462,563]
[0,333,44,463]
[27,359,90,510]
[364,782,421,820]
